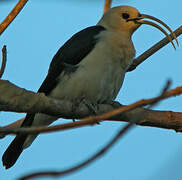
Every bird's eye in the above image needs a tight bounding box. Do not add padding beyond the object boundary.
[122,13,130,19]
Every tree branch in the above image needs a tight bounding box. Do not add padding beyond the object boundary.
[0,80,182,136]
[104,0,112,13]
[0,0,28,36]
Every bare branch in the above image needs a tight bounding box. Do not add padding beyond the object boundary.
[0,0,28,36]
[0,79,182,135]
[0,45,7,78]
[128,26,182,72]
[104,0,112,13]
[0,82,181,136]
[0,117,24,139]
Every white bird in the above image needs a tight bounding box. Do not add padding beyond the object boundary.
[2,5,178,169]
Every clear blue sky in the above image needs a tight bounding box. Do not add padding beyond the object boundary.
[0,0,182,180]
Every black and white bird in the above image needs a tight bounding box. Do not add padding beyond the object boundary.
[2,6,178,169]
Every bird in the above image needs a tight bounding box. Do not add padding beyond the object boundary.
[2,5,178,169]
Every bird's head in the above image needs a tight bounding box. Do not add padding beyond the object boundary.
[98,6,178,49]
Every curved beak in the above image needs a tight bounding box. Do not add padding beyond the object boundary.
[127,14,179,50]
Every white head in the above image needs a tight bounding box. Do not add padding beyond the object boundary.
[98,6,141,34]
[98,6,178,49]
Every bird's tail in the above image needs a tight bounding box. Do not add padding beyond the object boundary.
[2,114,35,169]
[2,134,28,169]
[2,113,58,169]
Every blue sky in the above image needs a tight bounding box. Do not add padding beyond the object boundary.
[0,0,182,180]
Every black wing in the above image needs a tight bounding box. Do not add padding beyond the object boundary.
[38,25,106,95]
[2,25,106,169]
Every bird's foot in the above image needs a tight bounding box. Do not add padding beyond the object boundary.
[82,99,100,124]
[83,100,98,114]
[71,98,99,124]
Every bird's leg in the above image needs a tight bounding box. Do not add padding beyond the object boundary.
[72,97,100,124]
[81,98,100,125]
[82,100,98,115]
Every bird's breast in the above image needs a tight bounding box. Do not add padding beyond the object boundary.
[50,31,135,103]
[50,57,125,104]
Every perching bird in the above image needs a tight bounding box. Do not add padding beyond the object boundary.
[2,6,178,169]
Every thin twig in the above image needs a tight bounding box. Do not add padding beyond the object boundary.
[18,81,171,180]
[0,45,7,78]
[128,26,182,71]
[0,117,24,138]
[0,0,28,36]
[0,84,181,136]
[104,0,112,13]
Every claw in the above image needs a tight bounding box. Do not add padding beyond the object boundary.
[82,99,100,124]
